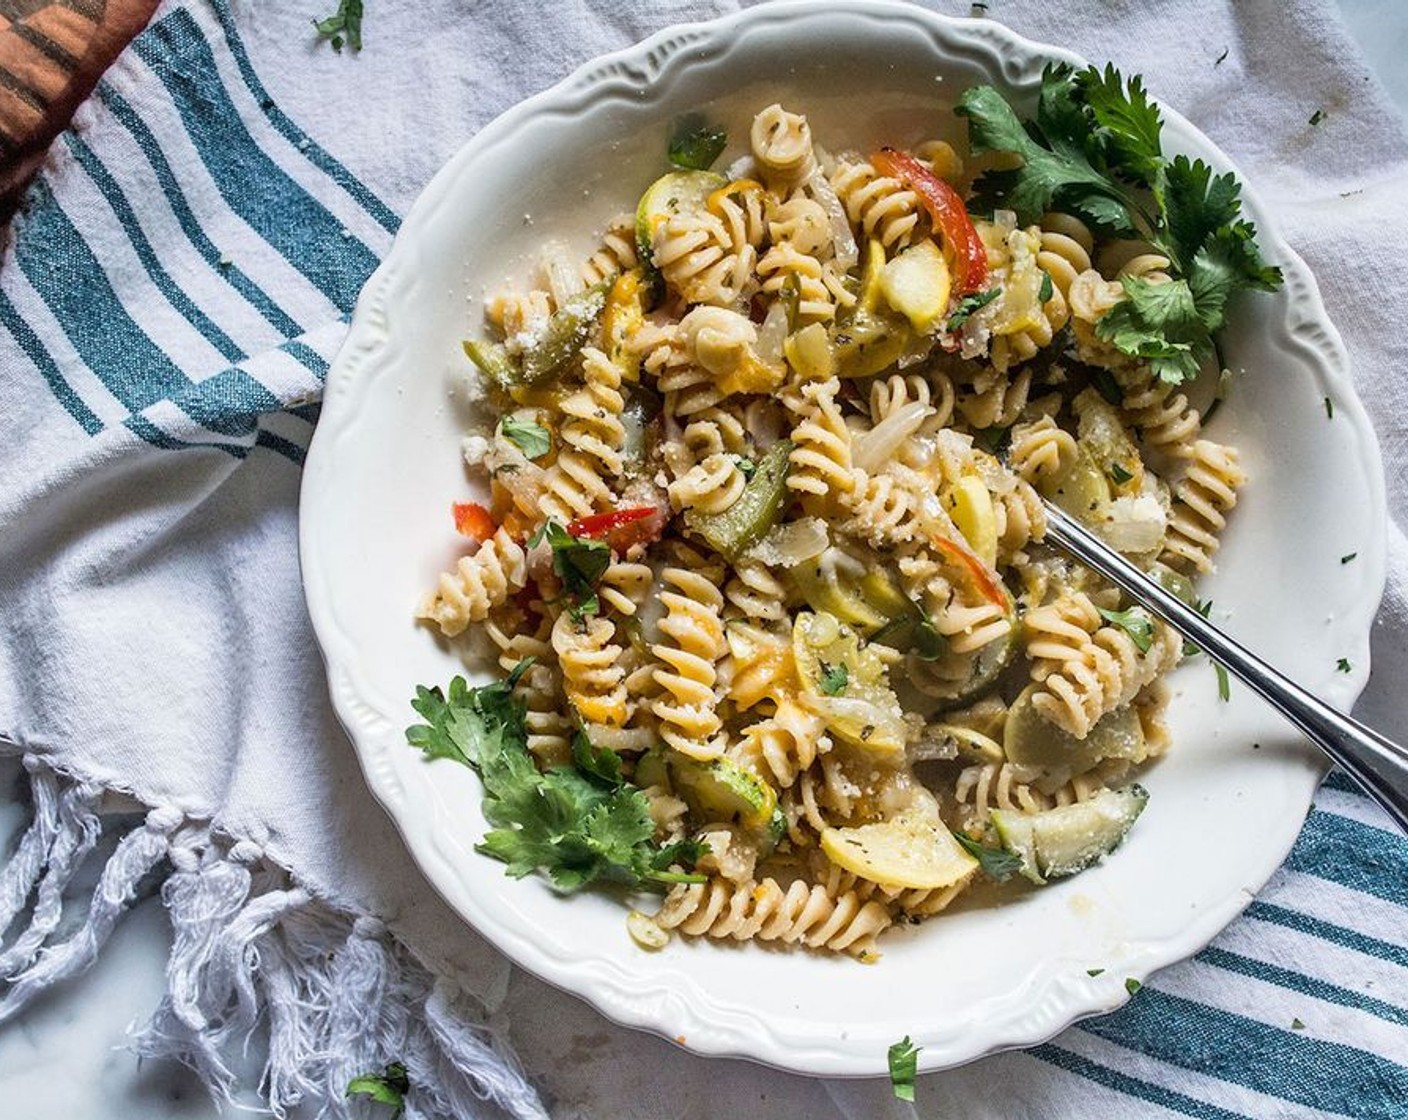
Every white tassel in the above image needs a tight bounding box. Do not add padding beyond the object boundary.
[0,756,552,1119]
[0,766,103,977]
[0,803,180,1025]
[0,758,63,938]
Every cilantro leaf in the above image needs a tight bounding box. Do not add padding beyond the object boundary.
[406,669,700,892]
[957,68,1131,229]
[1096,275,1212,385]
[1098,606,1155,654]
[1215,662,1231,701]
[974,424,1012,455]
[313,0,363,52]
[1336,657,1352,674]
[888,1036,920,1102]
[1077,64,1165,188]
[1108,462,1134,485]
[1039,270,1054,304]
[1087,967,1106,977]
[952,831,1023,882]
[1125,977,1143,995]
[958,63,1282,384]
[946,287,1001,332]
[534,520,612,619]
[347,1062,408,1118]
[571,729,624,787]
[668,115,727,171]
[818,661,849,696]
[500,415,551,459]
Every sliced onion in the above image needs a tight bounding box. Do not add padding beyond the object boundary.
[542,243,583,307]
[1096,495,1166,554]
[746,517,828,567]
[805,167,858,272]
[755,300,789,370]
[851,401,932,473]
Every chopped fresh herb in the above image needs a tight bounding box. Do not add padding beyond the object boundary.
[819,660,849,696]
[531,520,612,619]
[1324,396,1334,419]
[571,729,625,786]
[1108,462,1134,485]
[1215,47,1229,66]
[888,1035,920,1102]
[500,415,551,459]
[313,0,363,52]
[407,670,703,891]
[1125,977,1143,995]
[1087,967,1106,977]
[1341,552,1357,564]
[1099,606,1154,654]
[1092,367,1124,405]
[1215,662,1231,701]
[974,424,1012,455]
[668,114,728,171]
[956,64,1281,384]
[1309,108,1326,127]
[1291,1017,1306,1030]
[952,831,1023,882]
[946,287,1002,331]
[735,456,757,479]
[347,1062,408,1118]
[1336,657,1352,674]
[1038,270,1055,304]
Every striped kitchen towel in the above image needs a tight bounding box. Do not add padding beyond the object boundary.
[0,2,1405,1118]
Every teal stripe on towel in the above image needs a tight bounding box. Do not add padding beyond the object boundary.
[1244,901,1408,969]
[132,10,380,314]
[13,179,190,413]
[1078,987,1408,1118]
[62,131,246,365]
[1197,945,1408,1028]
[94,82,304,340]
[1032,1042,1250,1120]
[207,0,400,236]
[0,288,103,435]
[1286,810,1408,907]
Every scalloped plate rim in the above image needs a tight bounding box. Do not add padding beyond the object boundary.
[300,0,1387,1077]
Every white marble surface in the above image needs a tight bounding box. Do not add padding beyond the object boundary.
[2,3,1404,1117]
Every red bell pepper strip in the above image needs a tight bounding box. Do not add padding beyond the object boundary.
[930,534,1008,611]
[452,502,496,542]
[871,147,988,295]
[567,506,665,553]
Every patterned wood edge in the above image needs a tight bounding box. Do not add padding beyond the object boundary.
[0,0,160,221]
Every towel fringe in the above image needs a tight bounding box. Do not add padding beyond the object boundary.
[0,755,549,1120]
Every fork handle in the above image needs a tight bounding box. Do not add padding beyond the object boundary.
[1042,505,1408,834]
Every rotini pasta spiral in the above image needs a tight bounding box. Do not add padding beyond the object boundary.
[749,103,817,188]
[539,346,625,522]
[1161,440,1245,573]
[1009,416,1078,485]
[1115,365,1202,459]
[580,213,639,287]
[651,556,729,761]
[787,377,857,509]
[655,875,891,957]
[830,158,923,251]
[485,614,573,767]
[418,527,527,638]
[1031,618,1181,739]
[553,611,629,728]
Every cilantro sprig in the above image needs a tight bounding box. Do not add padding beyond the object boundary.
[952,831,1023,882]
[347,1062,408,1119]
[407,666,702,891]
[956,63,1282,384]
[500,415,551,459]
[1098,605,1155,654]
[314,0,363,52]
[888,1035,921,1102]
[531,520,612,620]
[668,114,728,171]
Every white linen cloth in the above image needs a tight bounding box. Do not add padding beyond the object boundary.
[0,1,1405,1117]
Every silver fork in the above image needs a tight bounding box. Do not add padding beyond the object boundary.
[1042,503,1408,834]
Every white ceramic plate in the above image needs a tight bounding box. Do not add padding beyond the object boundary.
[300,0,1386,1076]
